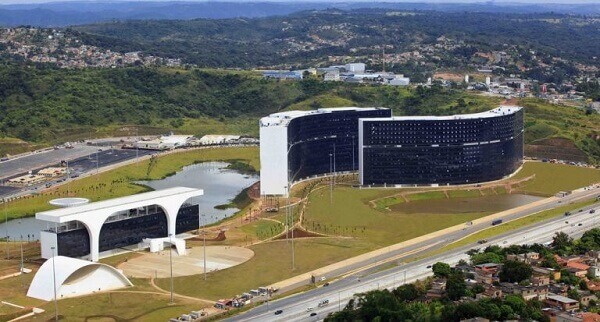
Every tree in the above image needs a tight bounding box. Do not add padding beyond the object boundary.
[553,232,574,255]
[499,260,533,283]
[540,255,560,270]
[470,252,503,265]
[393,284,421,302]
[504,295,527,317]
[446,271,467,301]
[432,262,452,278]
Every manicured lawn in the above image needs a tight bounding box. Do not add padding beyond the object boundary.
[513,162,600,196]
[32,292,204,322]
[155,238,374,300]
[239,219,284,240]
[406,191,446,201]
[303,187,489,247]
[3,146,259,220]
[448,189,484,198]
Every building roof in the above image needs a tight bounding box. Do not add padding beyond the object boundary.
[27,256,132,301]
[547,294,579,304]
[36,187,202,223]
[259,107,387,128]
[364,105,522,122]
[567,261,591,271]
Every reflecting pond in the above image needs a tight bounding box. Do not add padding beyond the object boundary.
[0,162,258,239]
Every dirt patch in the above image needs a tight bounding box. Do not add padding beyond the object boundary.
[274,227,325,240]
[189,230,227,242]
[525,137,588,162]
[433,72,464,82]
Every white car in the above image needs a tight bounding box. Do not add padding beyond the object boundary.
[306,307,314,312]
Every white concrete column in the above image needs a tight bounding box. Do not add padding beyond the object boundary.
[88,225,101,262]
[160,197,188,237]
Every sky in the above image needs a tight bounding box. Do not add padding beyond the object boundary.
[0,0,597,4]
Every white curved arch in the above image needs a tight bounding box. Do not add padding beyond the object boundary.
[27,256,133,301]
[36,187,203,261]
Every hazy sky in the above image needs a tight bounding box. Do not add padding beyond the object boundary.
[0,0,598,4]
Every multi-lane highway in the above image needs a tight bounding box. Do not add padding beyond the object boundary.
[228,193,600,322]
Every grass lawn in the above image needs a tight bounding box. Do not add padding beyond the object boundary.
[32,292,204,322]
[303,187,489,247]
[3,146,259,220]
[513,162,600,196]
[155,238,373,300]
[239,219,284,240]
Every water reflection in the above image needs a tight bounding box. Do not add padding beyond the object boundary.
[0,162,258,239]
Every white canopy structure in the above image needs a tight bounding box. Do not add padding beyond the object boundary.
[36,187,203,261]
[27,256,132,301]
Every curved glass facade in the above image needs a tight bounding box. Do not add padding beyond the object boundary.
[55,204,199,258]
[287,108,391,182]
[360,108,524,185]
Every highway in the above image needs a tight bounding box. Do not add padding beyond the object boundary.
[226,189,600,322]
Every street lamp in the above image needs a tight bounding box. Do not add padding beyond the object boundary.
[169,233,174,304]
[329,153,333,205]
[51,246,58,321]
[202,215,207,281]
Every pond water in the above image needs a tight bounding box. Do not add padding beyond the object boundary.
[0,162,258,240]
[391,194,543,215]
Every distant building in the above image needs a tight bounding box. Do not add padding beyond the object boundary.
[134,135,192,150]
[262,70,303,80]
[387,76,410,86]
[546,294,579,311]
[323,70,340,82]
[197,135,241,145]
[344,63,366,73]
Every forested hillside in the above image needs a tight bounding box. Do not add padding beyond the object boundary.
[0,64,497,149]
[73,10,600,69]
[0,64,599,163]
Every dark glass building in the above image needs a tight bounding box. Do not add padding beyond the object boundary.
[359,107,524,186]
[260,107,391,195]
[287,108,392,182]
[54,204,199,258]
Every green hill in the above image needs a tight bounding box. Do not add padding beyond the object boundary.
[0,64,598,163]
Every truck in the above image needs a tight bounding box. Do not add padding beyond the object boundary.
[317,299,330,308]
[491,219,503,226]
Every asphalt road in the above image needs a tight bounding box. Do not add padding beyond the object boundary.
[0,143,100,180]
[265,186,600,297]
[226,189,600,322]
[0,144,156,198]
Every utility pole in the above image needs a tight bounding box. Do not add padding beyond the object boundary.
[203,215,207,281]
[169,234,174,304]
[329,154,333,206]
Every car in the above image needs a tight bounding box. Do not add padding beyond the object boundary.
[565,221,569,224]
[306,307,314,312]
[477,239,488,244]
[426,265,432,269]
[579,209,583,212]
[310,312,317,317]
[591,209,596,214]
[319,276,326,281]
[579,223,583,226]
[274,310,283,315]
[323,282,330,287]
